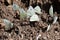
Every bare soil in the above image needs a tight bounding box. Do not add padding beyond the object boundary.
[0,0,60,40]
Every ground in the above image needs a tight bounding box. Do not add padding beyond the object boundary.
[0,0,60,40]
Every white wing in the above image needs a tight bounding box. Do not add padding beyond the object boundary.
[27,6,35,18]
[12,3,19,10]
[34,6,42,14]
[19,8,27,19]
[19,8,26,14]
[49,5,53,17]
[3,19,13,30]
[47,24,51,31]
[30,14,39,21]
[53,16,58,24]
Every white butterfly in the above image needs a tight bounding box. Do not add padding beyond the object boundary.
[3,19,13,30]
[12,3,19,10]
[49,5,53,17]
[27,6,35,18]
[34,6,42,14]
[19,8,27,19]
[30,14,40,21]
[53,16,58,24]
[47,24,51,31]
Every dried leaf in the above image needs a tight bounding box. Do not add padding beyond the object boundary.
[6,0,12,4]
